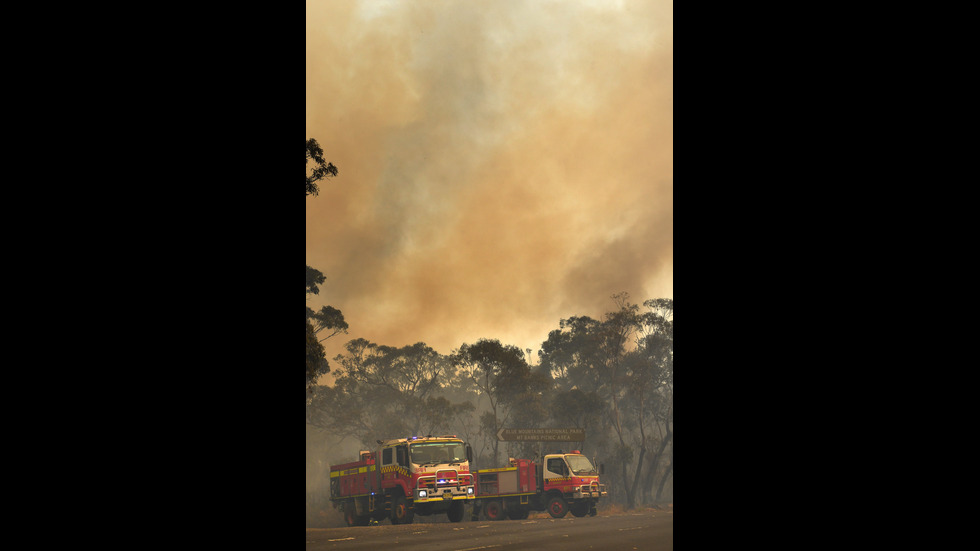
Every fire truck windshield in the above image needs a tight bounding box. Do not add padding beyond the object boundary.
[566,454,597,475]
[410,442,466,465]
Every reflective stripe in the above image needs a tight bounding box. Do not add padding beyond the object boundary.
[332,465,377,477]
[477,467,517,473]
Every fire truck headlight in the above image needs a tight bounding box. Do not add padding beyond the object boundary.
[467,487,474,495]
[418,490,427,498]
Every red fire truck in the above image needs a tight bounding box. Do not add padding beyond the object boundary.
[329,435,475,526]
[471,450,607,520]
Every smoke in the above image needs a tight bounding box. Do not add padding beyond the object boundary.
[306,0,672,360]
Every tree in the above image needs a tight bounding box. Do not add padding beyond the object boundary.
[499,362,552,462]
[549,388,605,434]
[540,316,607,394]
[306,265,348,392]
[416,396,476,437]
[452,339,538,467]
[307,339,403,444]
[308,338,474,448]
[306,264,326,295]
[537,293,673,509]
[306,138,337,197]
[305,141,344,392]
[307,320,329,391]
[640,298,673,503]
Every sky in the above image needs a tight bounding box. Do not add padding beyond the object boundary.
[306,0,672,376]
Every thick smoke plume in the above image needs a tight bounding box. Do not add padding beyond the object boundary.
[306,0,672,364]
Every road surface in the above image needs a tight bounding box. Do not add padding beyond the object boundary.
[305,508,672,551]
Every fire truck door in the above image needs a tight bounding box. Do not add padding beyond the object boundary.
[544,457,569,479]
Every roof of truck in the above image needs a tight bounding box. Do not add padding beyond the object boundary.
[378,435,463,446]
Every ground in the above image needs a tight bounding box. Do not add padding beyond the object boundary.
[306,502,673,528]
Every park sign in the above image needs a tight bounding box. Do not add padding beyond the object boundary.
[496,427,585,442]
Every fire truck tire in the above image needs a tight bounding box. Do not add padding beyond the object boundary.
[507,508,529,520]
[483,500,505,521]
[447,501,465,523]
[547,495,569,518]
[344,505,369,527]
[391,495,414,524]
[570,501,590,517]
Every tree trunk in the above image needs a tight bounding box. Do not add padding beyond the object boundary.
[627,415,647,509]
[656,461,672,501]
[629,444,646,509]
[619,461,633,509]
[640,452,658,505]
[643,427,672,501]
[610,389,635,509]
[654,420,672,501]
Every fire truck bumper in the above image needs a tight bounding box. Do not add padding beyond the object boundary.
[414,487,475,503]
[573,484,607,499]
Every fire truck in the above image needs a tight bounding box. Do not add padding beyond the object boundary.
[471,450,607,520]
[329,435,475,526]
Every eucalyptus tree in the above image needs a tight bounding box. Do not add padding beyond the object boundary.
[307,321,329,392]
[640,298,673,502]
[306,138,341,392]
[308,338,477,448]
[306,138,337,197]
[306,339,403,446]
[306,265,348,392]
[537,293,673,509]
[452,339,544,467]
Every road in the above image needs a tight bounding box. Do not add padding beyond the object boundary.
[305,508,672,551]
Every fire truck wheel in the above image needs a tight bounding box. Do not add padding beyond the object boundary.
[483,500,505,521]
[507,508,529,520]
[391,495,414,525]
[547,496,569,518]
[447,501,465,523]
[344,506,369,526]
[570,501,590,517]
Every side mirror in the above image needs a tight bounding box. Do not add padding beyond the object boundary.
[466,444,473,463]
[599,463,605,475]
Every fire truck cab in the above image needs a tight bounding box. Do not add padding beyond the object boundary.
[472,450,606,520]
[330,435,475,526]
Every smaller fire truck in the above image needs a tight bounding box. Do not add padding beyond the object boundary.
[471,450,606,520]
[329,435,475,526]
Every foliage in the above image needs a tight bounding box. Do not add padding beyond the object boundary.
[308,339,475,449]
[307,319,329,391]
[305,294,672,508]
[536,293,673,508]
[309,305,349,341]
[306,265,348,392]
[306,138,338,197]
[452,339,538,466]
[306,265,326,296]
